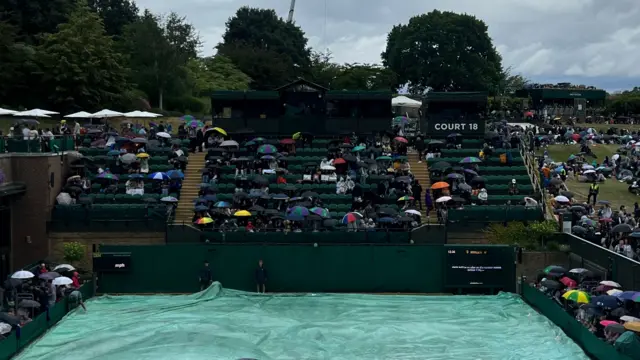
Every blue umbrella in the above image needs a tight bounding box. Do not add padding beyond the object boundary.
[214,201,230,208]
[128,174,144,179]
[149,172,169,180]
[591,295,621,309]
[107,150,120,156]
[193,198,207,204]
[377,217,396,223]
[194,205,208,212]
[166,170,184,179]
[272,193,289,200]
[616,291,640,301]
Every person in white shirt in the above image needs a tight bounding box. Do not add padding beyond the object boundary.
[22,126,30,140]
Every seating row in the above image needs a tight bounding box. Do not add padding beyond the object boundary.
[79,147,190,157]
[81,193,179,203]
[439,149,518,157]
[200,231,411,244]
[448,206,543,222]
[87,183,180,195]
[427,157,524,166]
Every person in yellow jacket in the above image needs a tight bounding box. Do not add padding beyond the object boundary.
[587,181,599,205]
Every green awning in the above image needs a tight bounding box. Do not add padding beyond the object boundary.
[211,91,245,100]
[245,91,279,100]
[326,91,360,100]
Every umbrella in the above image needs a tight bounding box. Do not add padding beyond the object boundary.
[214,201,231,208]
[123,110,161,118]
[195,217,213,225]
[0,313,21,326]
[13,108,57,117]
[53,264,75,272]
[65,111,92,118]
[563,290,590,304]
[612,224,633,233]
[156,132,171,139]
[136,153,150,159]
[288,206,309,217]
[194,205,209,212]
[352,145,366,152]
[543,265,567,275]
[621,315,640,322]
[11,270,35,279]
[617,291,640,301]
[52,276,73,286]
[404,209,421,216]
[431,182,449,190]
[220,140,239,147]
[0,107,17,115]
[624,322,640,332]
[607,289,624,296]
[591,295,621,309]
[161,196,179,203]
[436,196,452,203]
[430,161,452,170]
[600,280,622,288]
[132,137,148,144]
[333,158,346,165]
[600,320,618,327]
[559,277,577,288]
[39,271,61,280]
[397,195,414,202]
[18,300,41,309]
[394,136,408,143]
[187,120,205,128]
[167,170,185,179]
[180,115,195,122]
[120,153,137,164]
[342,212,363,224]
[149,172,169,180]
[280,138,295,145]
[90,109,124,118]
[447,173,464,180]
[310,207,330,218]
[376,156,392,161]
[459,157,482,164]
[210,127,227,136]
[606,323,626,334]
[554,195,570,203]
[234,210,252,217]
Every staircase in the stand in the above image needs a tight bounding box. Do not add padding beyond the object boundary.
[408,151,430,219]
[174,151,207,225]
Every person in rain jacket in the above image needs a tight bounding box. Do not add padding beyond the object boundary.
[336,178,347,194]
[478,188,488,205]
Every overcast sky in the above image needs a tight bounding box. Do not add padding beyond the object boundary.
[135,0,640,92]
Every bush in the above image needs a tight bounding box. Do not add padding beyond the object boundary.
[63,242,86,263]
[484,220,559,251]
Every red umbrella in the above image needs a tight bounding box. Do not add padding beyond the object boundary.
[280,138,295,145]
[571,134,581,141]
[333,158,346,165]
[524,111,533,117]
[560,277,577,288]
[394,136,408,143]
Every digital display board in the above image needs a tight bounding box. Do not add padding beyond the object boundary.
[444,245,514,289]
[93,252,132,272]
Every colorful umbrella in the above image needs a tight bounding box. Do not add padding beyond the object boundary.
[617,291,640,301]
[394,136,408,143]
[194,217,213,225]
[310,207,330,218]
[393,116,408,125]
[459,157,482,164]
[214,201,230,208]
[624,322,640,332]
[234,210,252,217]
[600,320,618,327]
[97,172,119,181]
[149,172,168,180]
[342,212,363,224]
[180,115,195,122]
[288,206,309,217]
[257,144,277,154]
[543,265,567,275]
[431,182,450,190]
[187,120,204,128]
[397,195,414,202]
[211,127,227,136]
[280,138,295,145]
[562,290,590,304]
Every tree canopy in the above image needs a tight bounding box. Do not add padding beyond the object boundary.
[382,10,503,94]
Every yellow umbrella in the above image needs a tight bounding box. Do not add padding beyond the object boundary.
[136,153,150,158]
[292,132,302,140]
[562,290,590,304]
[234,210,252,217]
[212,127,227,136]
[624,322,640,332]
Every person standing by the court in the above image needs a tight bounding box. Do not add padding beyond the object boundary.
[255,260,268,293]
[199,260,213,291]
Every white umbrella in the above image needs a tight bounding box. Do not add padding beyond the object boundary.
[582,164,594,170]
[436,196,452,203]
[56,192,73,205]
[91,109,124,118]
[53,264,76,272]
[320,165,335,171]
[52,276,73,286]
[142,111,162,117]
[64,111,93,118]
[583,169,596,174]
[220,140,239,147]
[13,108,57,117]
[621,316,640,322]
[554,195,570,203]
[392,95,422,108]
[404,209,421,216]
[607,289,623,296]
[123,110,161,118]
[11,270,34,279]
[524,197,538,207]
[156,132,171,139]
[0,107,17,115]
[600,280,621,288]
[569,268,589,274]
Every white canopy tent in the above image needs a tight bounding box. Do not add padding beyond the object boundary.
[64,111,93,118]
[13,108,59,117]
[0,107,17,115]
[90,109,124,118]
[392,96,422,108]
[123,110,162,118]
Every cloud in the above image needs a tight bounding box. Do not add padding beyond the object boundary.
[134,0,640,90]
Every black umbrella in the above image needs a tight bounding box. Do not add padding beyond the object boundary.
[560,190,573,198]
[301,191,319,198]
[541,279,562,290]
[571,226,587,235]
[612,224,633,233]
[132,138,147,144]
[249,205,265,212]
[194,205,209,212]
[0,313,20,326]
[252,176,269,186]
[378,207,398,216]
[570,205,586,212]
[431,161,452,170]
[470,176,486,185]
[343,154,357,162]
[39,272,61,280]
[3,278,22,289]
[323,219,338,227]
[18,300,41,309]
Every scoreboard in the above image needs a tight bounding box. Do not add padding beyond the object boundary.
[444,245,515,291]
[93,252,132,272]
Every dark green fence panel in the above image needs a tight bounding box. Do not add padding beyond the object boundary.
[18,313,47,348]
[522,283,633,360]
[0,333,16,360]
[49,299,68,324]
[98,244,444,294]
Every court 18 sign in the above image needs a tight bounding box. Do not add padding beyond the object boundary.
[434,123,479,131]
[427,119,485,135]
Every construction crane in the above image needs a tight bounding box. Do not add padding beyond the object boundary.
[287,0,296,23]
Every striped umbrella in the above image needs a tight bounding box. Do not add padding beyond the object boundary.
[562,290,590,304]
[310,207,330,218]
[288,206,309,217]
[341,212,363,224]
[257,144,277,154]
[397,195,414,202]
[194,217,213,225]
[148,172,168,180]
[459,157,482,164]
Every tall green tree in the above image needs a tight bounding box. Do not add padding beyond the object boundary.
[87,0,139,38]
[382,10,503,94]
[333,64,397,91]
[186,56,251,96]
[217,7,311,89]
[0,0,76,43]
[37,1,130,112]
[499,67,529,96]
[309,50,342,89]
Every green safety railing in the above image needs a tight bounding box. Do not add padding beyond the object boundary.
[0,135,75,154]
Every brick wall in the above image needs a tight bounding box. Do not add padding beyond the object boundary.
[50,232,165,271]
[517,251,569,282]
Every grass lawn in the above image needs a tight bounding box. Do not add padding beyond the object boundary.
[579,123,640,132]
[541,144,636,210]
